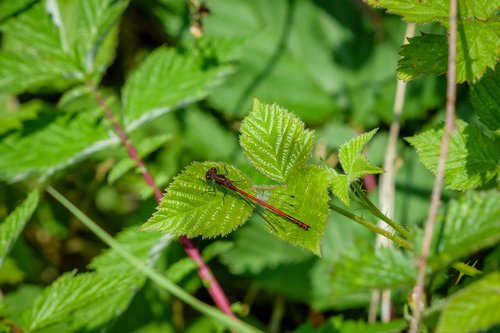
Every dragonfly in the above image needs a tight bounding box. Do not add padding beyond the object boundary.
[204,166,310,231]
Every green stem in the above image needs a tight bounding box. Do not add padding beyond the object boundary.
[46,187,262,333]
[330,203,413,251]
[352,182,412,239]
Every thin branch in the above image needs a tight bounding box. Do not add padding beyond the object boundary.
[370,23,416,324]
[330,203,413,250]
[86,82,236,318]
[408,0,458,331]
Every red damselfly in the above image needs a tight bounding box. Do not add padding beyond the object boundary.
[205,167,310,231]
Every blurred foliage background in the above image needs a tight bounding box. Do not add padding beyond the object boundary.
[1,0,492,332]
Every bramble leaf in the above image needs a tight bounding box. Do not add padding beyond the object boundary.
[266,165,331,255]
[406,120,499,190]
[122,46,232,130]
[366,0,500,24]
[0,0,128,93]
[0,100,118,182]
[332,246,416,294]
[0,191,39,268]
[395,22,500,83]
[240,99,315,183]
[397,34,448,82]
[140,162,254,238]
[431,190,500,269]
[22,271,140,332]
[436,273,500,333]
[330,173,350,206]
[470,66,500,131]
[366,0,448,23]
[338,128,383,181]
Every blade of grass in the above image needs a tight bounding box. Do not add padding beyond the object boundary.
[46,186,262,333]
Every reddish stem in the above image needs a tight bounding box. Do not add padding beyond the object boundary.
[87,82,236,318]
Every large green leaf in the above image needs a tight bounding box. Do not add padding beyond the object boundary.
[370,0,500,83]
[122,46,232,130]
[470,66,500,131]
[0,191,39,268]
[239,99,315,183]
[431,190,500,269]
[140,161,254,238]
[0,100,117,182]
[0,0,128,93]
[436,273,500,333]
[0,1,78,93]
[22,271,140,331]
[367,0,500,24]
[366,0,447,23]
[331,246,416,295]
[406,120,499,190]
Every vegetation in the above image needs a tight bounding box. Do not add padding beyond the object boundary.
[0,0,498,332]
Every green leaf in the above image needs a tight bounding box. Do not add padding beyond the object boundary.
[122,46,231,130]
[330,173,350,206]
[406,120,499,190]
[0,191,39,268]
[0,0,128,93]
[239,99,315,183]
[366,0,500,24]
[0,101,117,182]
[0,94,41,135]
[0,1,78,93]
[23,271,140,331]
[140,162,254,238]
[436,273,500,333]
[431,190,500,269]
[338,128,383,181]
[397,33,448,82]
[64,0,129,75]
[397,23,500,83]
[470,66,500,131]
[264,165,330,255]
[366,0,448,23]
[332,246,416,295]
[219,221,311,274]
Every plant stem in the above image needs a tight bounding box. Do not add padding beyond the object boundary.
[330,203,413,250]
[46,187,261,333]
[352,182,412,239]
[409,0,457,331]
[86,81,235,318]
[370,22,416,324]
